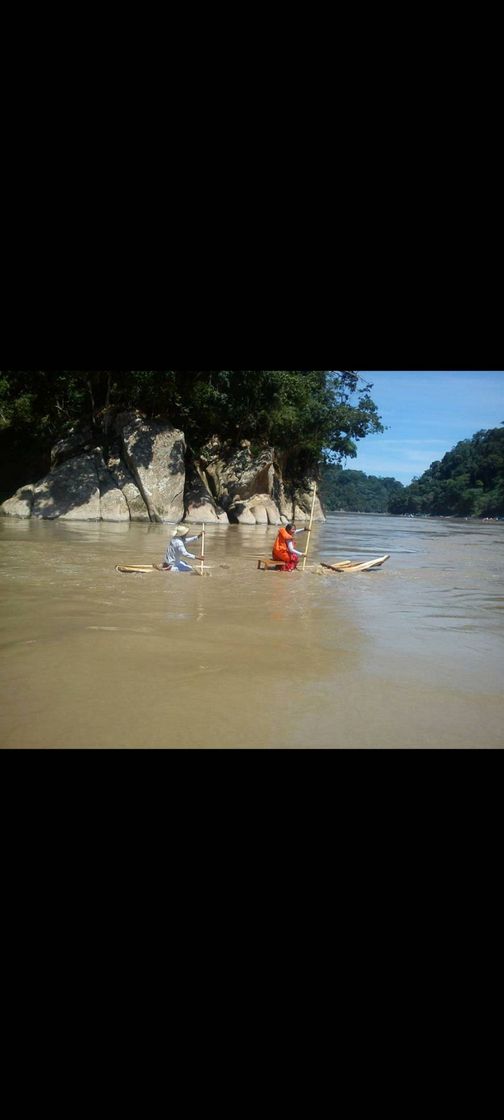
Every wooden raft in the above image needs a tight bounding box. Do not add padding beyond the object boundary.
[257,554,391,574]
[116,564,165,574]
[257,558,287,571]
[321,554,390,573]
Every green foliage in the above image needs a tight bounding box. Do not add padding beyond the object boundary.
[388,427,504,517]
[320,464,404,513]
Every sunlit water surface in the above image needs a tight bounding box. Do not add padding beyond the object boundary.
[1,515,502,748]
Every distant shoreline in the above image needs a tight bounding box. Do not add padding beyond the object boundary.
[325,510,503,521]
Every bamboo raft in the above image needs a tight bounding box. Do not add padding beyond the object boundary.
[257,559,289,571]
[321,554,390,573]
[257,554,390,573]
[116,565,163,574]
[115,564,210,574]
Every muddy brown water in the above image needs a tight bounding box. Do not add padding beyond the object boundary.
[0,515,503,748]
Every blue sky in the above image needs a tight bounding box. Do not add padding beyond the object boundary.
[348,371,504,486]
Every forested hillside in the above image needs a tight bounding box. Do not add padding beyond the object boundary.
[320,464,404,512]
[0,370,384,500]
[388,427,504,517]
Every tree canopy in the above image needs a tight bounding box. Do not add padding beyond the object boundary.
[320,464,404,513]
[388,427,504,517]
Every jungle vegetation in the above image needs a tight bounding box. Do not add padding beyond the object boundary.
[320,465,404,513]
[388,427,504,517]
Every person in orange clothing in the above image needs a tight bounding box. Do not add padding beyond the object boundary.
[272,523,309,571]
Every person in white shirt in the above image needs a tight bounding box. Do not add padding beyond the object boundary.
[161,526,204,573]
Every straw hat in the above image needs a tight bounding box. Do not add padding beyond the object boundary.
[171,525,189,538]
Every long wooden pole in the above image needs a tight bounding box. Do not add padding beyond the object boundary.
[302,483,317,572]
[200,523,205,575]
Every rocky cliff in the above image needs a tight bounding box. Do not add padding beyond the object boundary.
[1,412,325,525]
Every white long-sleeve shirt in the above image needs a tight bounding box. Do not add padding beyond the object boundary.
[288,528,306,557]
[164,535,199,568]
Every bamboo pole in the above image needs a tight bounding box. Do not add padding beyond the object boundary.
[200,523,205,575]
[302,483,317,571]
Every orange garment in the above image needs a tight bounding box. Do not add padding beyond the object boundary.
[272,527,294,563]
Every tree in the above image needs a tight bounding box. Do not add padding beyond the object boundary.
[320,464,404,512]
[389,427,504,517]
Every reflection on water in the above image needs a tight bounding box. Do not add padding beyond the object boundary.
[0,515,503,748]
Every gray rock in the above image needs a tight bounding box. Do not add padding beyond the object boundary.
[113,409,143,436]
[119,417,186,523]
[184,468,229,523]
[31,454,101,520]
[228,493,282,525]
[262,498,282,525]
[275,474,325,523]
[227,501,257,525]
[199,440,276,511]
[95,452,130,521]
[1,421,324,528]
[51,426,94,468]
[293,482,325,523]
[0,484,35,518]
[197,440,324,524]
[107,450,149,521]
[250,504,268,524]
[244,496,282,525]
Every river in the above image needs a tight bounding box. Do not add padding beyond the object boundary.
[0,514,502,748]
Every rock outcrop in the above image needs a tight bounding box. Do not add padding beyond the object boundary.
[51,427,94,469]
[117,413,186,523]
[95,452,130,522]
[1,485,35,519]
[191,441,324,525]
[106,446,150,521]
[0,420,325,525]
[194,440,302,525]
[31,453,101,521]
[198,440,275,512]
[291,482,325,525]
[227,494,282,525]
[183,467,229,524]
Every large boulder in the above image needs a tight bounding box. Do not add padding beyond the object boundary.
[1,484,35,518]
[292,482,325,523]
[227,493,282,525]
[95,452,130,522]
[183,467,229,524]
[198,440,276,510]
[118,414,186,523]
[273,469,325,523]
[106,448,150,521]
[196,439,324,524]
[250,504,268,524]
[0,420,325,527]
[258,497,282,525]
[272,470,294,522]
[51,426,94,469]
[31,454,101,520]
[228,502,257,525]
